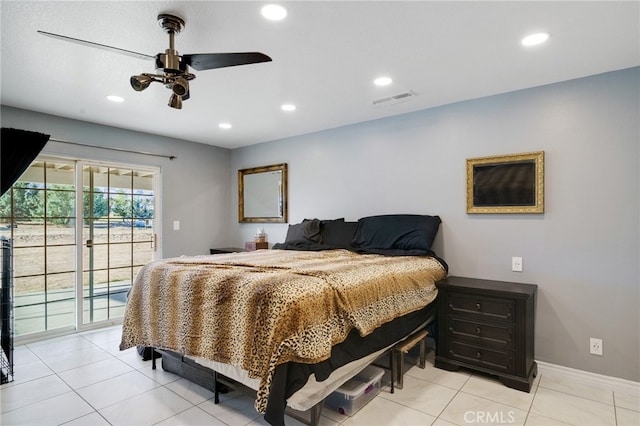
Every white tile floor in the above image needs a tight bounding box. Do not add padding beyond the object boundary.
[1,325,639,426]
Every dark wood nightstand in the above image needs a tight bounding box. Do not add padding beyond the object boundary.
[209,247,245,255]
[244,241,268,251]
[435,276,537,392]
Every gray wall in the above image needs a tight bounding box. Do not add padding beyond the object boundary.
[3,67,637,382]
[230,67,640,382]
[1,106,231,258]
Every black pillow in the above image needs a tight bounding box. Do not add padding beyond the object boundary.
[321,221,358,248]
[351,214,441,251]
[284,219,322,243]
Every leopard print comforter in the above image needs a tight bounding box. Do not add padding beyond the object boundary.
[120,249,445,412]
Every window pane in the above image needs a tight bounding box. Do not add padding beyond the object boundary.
[87,294,109,323]
[108,168,133,194]
[0,224,11,241]
[15,302,45,335]
[84,243,108,271]
[133,173,153,192]
[14,275,45,335]
[47,297,75,330]
[46,272,75,331]
[47,246,75,274]
[109,266,131,285]
[14,246,45,276]
[13,187,45,218]
[109,243,131,268]
[15,275,44,300]
[133,242,153,266]
[19,161,45,184]
[83,190,109,219]
[46,187,75,220]
[109,193,132,220]
[47,221,75,246]
[85,223,109,244]
[13,222,44,247]
[83,270,108,324]
[133,225,153,243]
[133,195,154,219]
[111,222,133,243]
[83,270,109,296]
[44,162,74,187]
[0,191,11,218]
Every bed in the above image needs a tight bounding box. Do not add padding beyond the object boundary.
[120,214,447,425]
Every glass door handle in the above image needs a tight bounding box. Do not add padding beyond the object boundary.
[86,239,93,248]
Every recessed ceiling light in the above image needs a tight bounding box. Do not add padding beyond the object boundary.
[374,76,393,86]
[521,32,550,47]
[261,4,287,21]
[281,104,296,112]
[106,95,124,102]
[219,123,232,129]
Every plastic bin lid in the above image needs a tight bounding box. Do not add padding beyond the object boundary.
[335,365,384,397]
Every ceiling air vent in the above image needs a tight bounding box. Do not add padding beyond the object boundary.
[372,91,416,107]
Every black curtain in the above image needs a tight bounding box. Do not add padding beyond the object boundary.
[1,128,50,196]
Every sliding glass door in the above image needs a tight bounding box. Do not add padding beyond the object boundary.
[80,163,157,326]
[0,157,159,338]
[0,159,77,336]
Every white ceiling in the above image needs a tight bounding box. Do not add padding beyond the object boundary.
[1,1,638,149]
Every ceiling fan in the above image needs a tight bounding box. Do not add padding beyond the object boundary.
[38,13,272,109]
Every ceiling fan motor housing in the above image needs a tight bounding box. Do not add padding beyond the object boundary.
[156,51,187,74]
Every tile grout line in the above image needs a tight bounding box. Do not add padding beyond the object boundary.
[431,370,472,424]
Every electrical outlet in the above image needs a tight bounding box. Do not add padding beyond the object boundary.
[512,256,523,272]
[173,220,180,231]
[590,338,603,356]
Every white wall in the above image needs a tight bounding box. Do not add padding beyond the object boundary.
[230,67,640,382]
[1,106,232,258]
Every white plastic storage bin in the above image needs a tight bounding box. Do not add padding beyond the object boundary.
[324,365,385,416]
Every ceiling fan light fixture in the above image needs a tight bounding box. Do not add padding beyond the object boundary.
[171,77,189,96]
[130,74,153,91]
[168,93,183,109]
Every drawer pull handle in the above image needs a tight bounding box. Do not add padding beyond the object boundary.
[475,351,482,359]
[475,303,481,310]
[475,327,481,334]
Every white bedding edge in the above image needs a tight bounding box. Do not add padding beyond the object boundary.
[187,319,429,412]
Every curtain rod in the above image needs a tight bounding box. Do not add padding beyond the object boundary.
[49,138,176,160]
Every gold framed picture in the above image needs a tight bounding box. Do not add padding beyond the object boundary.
[467,151,544,214]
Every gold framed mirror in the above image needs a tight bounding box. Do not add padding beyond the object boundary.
[238,163,288,223]
[467,151,544,214]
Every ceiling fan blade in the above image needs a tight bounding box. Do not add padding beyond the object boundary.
[182,52,272,71]
[37,30,155,61]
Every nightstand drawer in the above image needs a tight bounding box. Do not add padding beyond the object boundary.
[446,293,515,321]
[447,341,515,374]
[446,317,515,348]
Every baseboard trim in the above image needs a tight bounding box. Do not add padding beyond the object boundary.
[537,361,640,395]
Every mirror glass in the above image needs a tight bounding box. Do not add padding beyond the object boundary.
[238,163,287,223]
